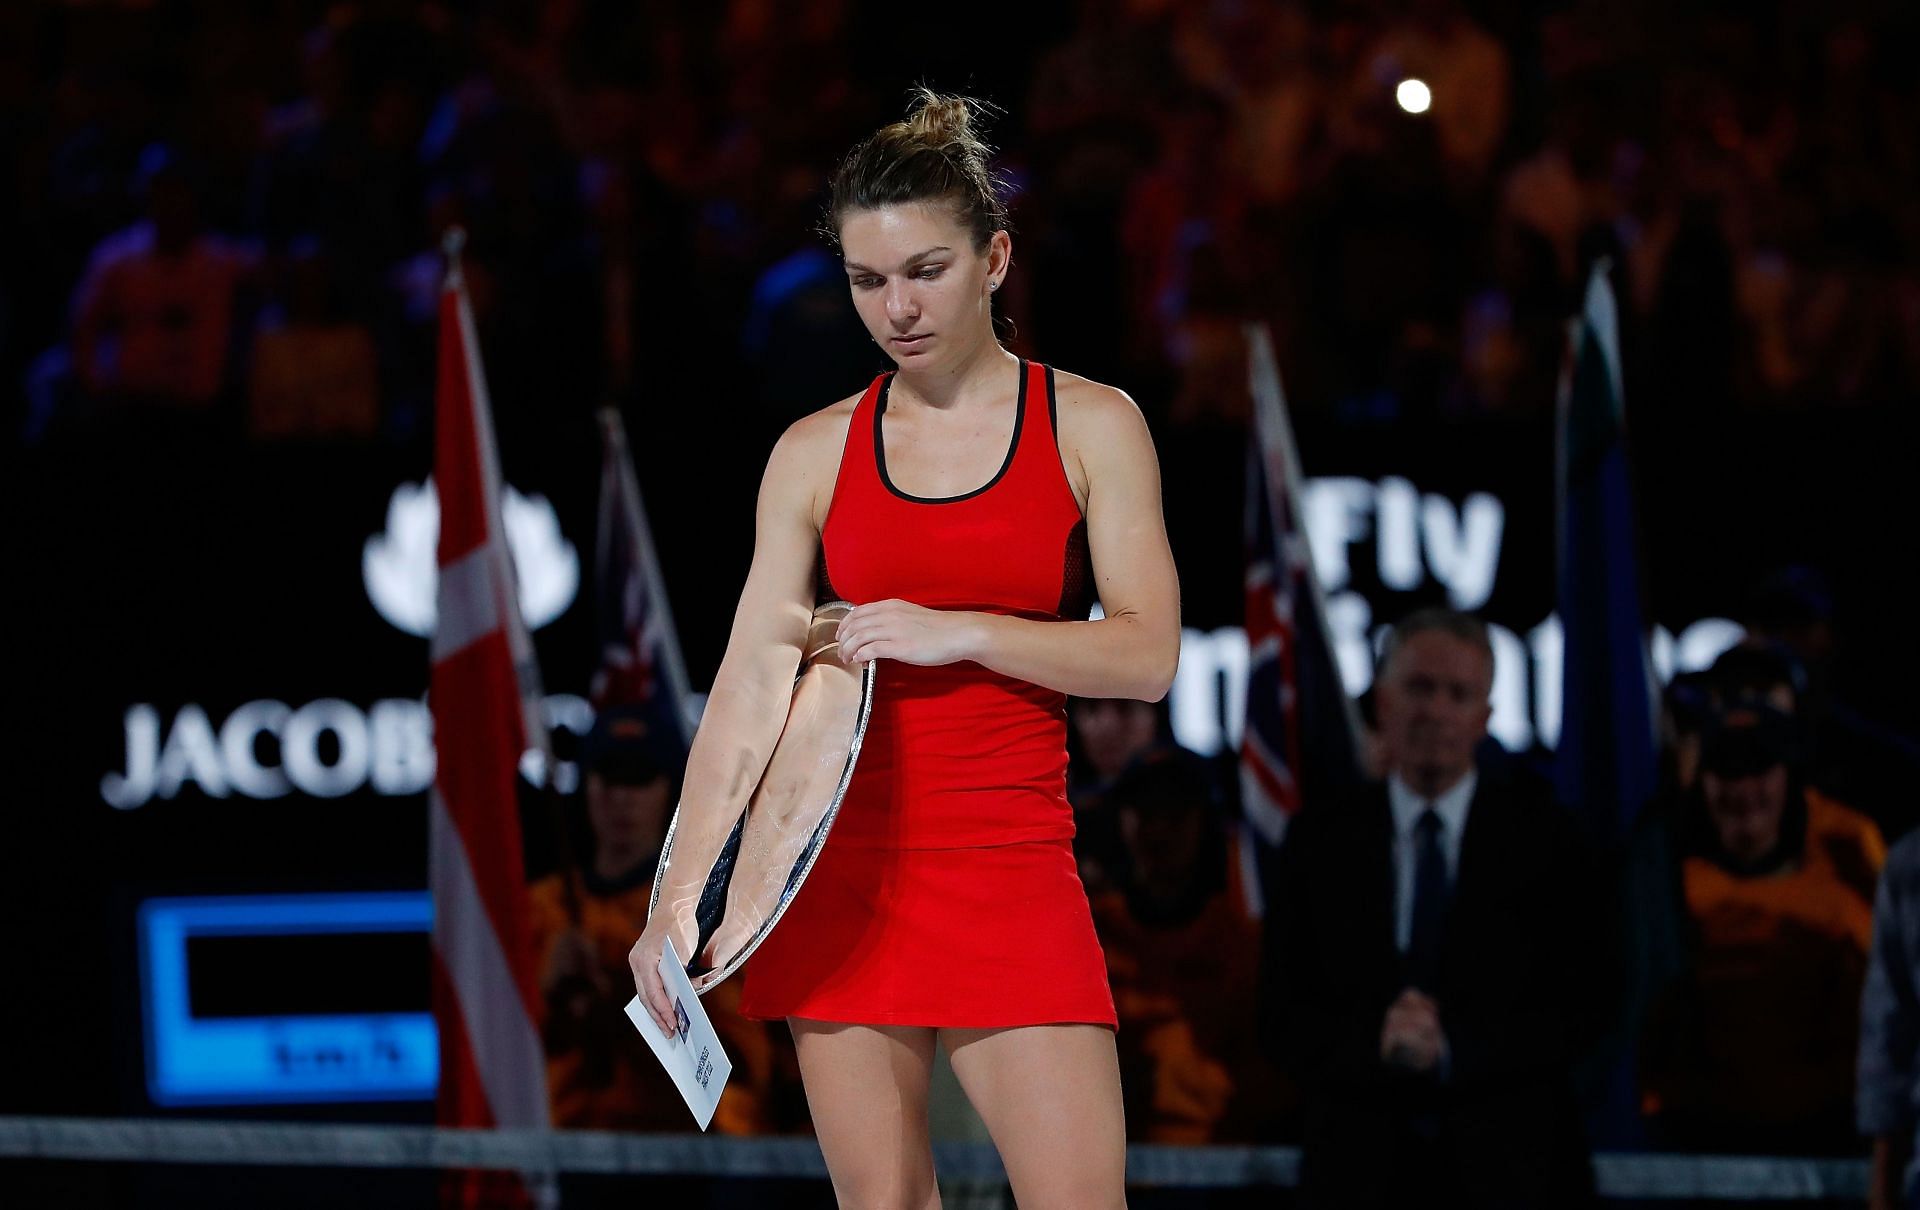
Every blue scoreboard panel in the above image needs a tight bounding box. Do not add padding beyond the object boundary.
[138,892,438,1106]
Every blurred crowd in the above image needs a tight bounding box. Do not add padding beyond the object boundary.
[5,0,1918,447]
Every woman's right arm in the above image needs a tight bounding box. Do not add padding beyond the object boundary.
[627,417,834,1034]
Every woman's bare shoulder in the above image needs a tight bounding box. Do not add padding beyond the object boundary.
[1043,370,1153,511]
[1048,368,1149,448]
[764,390,865,524]
[1049,368,1145,427]
[772,391,861,470]
[784,390,862,445]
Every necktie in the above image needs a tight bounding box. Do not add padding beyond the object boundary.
[1407,807,1448,988]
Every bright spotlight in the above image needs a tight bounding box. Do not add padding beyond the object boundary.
[1396,78,1432,115]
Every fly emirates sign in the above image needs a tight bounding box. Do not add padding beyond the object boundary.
[1169,476,1742,755]
[102,476,1740,808]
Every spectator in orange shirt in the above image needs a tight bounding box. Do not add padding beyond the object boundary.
[69,145,257,420]
[1641,702,1886,1152]
[1088,748,1289,1143]
[246,237,380,440]
[528,705,797,1137]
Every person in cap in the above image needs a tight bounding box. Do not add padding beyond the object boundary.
[1640,700,1885,1152]
[1742,568,1920,842]
[527,705,785,1135]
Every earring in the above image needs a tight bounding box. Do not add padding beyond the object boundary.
[989,280,999,292]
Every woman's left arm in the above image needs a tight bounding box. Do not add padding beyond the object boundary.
[836,382,1181,700]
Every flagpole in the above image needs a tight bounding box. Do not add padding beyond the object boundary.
[441,225,467,281]
[549,749,585,928]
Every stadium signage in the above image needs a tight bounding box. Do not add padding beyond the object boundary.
[100,475,1740,805]
[362,479,579,638]
[102,694,595,809]
[102,477,592,810]
[1165,477,1743,755]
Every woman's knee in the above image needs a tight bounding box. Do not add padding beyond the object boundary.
[826,1164,939,1210]
[1004,1161,1126,1210]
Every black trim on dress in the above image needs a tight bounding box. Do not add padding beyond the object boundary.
[874,360,1028,504]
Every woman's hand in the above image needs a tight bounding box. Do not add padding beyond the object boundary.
[836,599,982,667]
[627,909,698,1038]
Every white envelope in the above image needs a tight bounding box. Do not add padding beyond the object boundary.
[624,939,733,1130]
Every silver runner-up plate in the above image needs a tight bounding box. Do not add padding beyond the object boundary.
[648,600,875,994]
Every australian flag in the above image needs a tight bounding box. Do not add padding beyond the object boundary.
[592,407,694,753]
[1553,264,1658,848]
[1240,325,1364,884]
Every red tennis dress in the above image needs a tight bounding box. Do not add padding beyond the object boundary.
[740,359,1117,1029]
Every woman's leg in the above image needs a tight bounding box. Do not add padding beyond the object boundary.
[790,1018,943,1210]
[943,1024,1128,1209]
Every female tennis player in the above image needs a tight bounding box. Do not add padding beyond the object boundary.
[632,90,1180,1208]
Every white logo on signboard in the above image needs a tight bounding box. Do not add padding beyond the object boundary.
[362,479,579,638]
[101,694,597,809]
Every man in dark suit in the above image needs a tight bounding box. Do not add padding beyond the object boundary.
[1262,608,1599,1207]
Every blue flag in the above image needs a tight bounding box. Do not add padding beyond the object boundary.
[1553,265,1658,846]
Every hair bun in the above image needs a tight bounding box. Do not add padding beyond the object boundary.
[904,90,978,148]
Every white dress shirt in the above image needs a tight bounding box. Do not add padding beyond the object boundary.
[1388,770,1478,953]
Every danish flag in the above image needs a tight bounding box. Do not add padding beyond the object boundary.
[428,231,555,1208]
